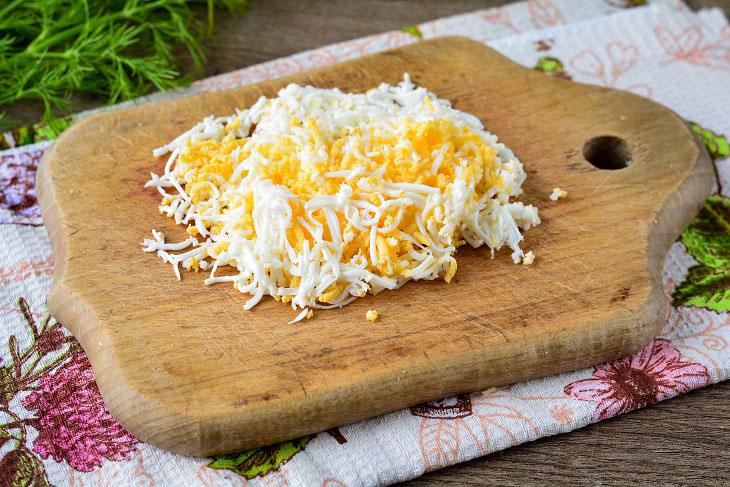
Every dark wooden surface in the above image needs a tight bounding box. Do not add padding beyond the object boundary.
[7,0,730,484]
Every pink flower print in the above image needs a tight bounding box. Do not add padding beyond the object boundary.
[565,339,709,421]
[569,42,652,98]
[572,42,637,86]
[656,25,703,62]
[570,51,604,79]
[336,37,379,59]
[478,8,522,35]
[414,393,538,471]
[528,0,565,30]
[305,49,340,70]
[549,403,574,425]
[655,25,730,70]
[193,71,246,94]
[69,450,154,487]
[606,42,639,79]
[701,41,730,71]
[384,31,417,50]
[22,352,139,472]
[269,57,305,79]
[198,465,248,487]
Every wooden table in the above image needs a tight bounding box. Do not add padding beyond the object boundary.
[7,0,730,484]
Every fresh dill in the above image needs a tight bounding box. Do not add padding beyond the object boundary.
[0,0,248,131]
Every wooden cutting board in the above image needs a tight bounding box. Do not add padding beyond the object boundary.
[37,37,713,456]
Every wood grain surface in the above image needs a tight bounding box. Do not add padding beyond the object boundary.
[11,0,730,483]
[37,36,712,456]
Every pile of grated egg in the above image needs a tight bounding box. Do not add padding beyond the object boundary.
[142,74,540,323]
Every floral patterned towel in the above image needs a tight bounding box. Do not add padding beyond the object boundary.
[1,1,729,486]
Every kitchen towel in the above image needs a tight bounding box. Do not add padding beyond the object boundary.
[1,1,729,486]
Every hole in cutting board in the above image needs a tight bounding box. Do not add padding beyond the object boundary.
[582,136,632,170]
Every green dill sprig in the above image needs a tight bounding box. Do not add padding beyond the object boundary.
[0,0,247,131]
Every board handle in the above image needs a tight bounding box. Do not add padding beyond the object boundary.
[581,135,633,170]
